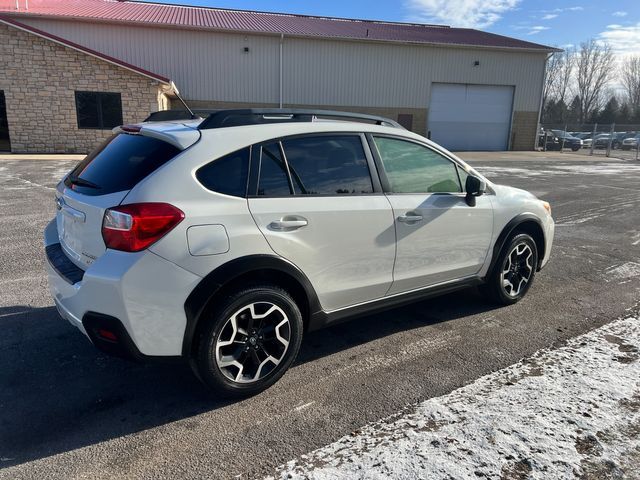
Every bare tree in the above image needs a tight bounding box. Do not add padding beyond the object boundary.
[575,40,615,123]
[544,50,573,103]
[543,52,563,108]
[556,49,575,105]
[621,55,640,109]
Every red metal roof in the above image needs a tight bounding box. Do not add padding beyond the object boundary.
[0,0,556,51]
[0,15,171,83]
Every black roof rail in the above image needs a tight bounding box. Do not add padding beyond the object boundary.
[197,108,404,130]
[143,109,220,122]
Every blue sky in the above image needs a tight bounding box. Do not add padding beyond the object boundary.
[144,0,639,56]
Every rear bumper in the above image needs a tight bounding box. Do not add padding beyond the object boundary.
[44,219,202,357]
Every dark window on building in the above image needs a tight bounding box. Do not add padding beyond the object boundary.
[196,148,249,197]
[397,114,414,131]
[65,133,180,196]
[0,91,10,152]
[75,91,123,129]
[281,136,373,195]
[257,142,292,196]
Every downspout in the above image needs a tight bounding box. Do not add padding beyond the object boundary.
[279,33,284,109]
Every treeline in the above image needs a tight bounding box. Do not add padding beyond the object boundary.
[541,40,640,126]
[543,96,640,126]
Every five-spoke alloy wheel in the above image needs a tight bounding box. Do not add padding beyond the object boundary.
[215,302,291,384]
[500,243,534,297]
[195,284,303,397]
[482,233,538,305]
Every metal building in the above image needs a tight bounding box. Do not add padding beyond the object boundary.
[0,0,556,152]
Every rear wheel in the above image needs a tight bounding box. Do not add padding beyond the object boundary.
[482,233,538,305]
[194,284,303,397]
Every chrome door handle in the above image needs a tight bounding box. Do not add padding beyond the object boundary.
[269,217,308,231]
[397,213,423,224]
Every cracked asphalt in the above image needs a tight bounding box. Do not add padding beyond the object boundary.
[0,152,638,479]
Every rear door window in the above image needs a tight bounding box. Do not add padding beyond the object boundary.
[257,142,292,196]
[281,135,373,195]
[65,133,180,196]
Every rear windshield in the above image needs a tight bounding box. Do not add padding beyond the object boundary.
[64,133,180,196]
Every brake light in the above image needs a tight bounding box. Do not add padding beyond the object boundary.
[102,203,184,252]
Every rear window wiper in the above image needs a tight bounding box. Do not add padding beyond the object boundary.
[67,175,101,189]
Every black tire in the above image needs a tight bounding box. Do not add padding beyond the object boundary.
[194,284,303,398]
[481,233,538,306]
[571,145,580,152]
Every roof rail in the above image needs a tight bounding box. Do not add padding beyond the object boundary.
[197,108,404,130]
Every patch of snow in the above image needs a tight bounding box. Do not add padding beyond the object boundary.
[477,163,640,179]
[271,317,640,479]
[605,263,640,283]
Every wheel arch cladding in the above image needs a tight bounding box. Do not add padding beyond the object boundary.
[489,214,546,275]
[182,255,321,357]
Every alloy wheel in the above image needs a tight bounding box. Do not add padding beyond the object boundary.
[500,243,534,297]
[215,302,291,384]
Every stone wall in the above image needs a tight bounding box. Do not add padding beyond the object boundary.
[0,23,166,153]
[510,111,539,151]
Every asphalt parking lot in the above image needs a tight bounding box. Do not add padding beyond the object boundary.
[1,152,639,479]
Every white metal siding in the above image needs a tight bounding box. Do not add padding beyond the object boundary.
[428,83,514,151]
[17,18,546,112]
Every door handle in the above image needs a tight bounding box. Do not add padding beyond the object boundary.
[397,212,423,224]
[268,216,308,231]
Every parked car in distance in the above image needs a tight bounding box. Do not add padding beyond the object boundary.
[539,130,582,151]
[45,109,555,397]
[622,134,640,151]
[594,134,620,150]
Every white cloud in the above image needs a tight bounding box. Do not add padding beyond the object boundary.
[546,6,583,13]
[541,13,558,20]
[598,22,640,56]
[612,11,627,17]
[404,0,520,28]
[528,25,550,35]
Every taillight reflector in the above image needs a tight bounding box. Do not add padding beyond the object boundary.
[102,203,184,252]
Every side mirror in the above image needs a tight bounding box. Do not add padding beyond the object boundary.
[465,175,486,206]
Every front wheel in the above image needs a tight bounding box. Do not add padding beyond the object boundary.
[481,233,538,305]
[194,284,303,397]
[571,145,580,152]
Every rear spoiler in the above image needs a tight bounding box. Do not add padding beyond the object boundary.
[112,122,201,150]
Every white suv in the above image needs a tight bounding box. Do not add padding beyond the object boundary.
[45,109,554,397]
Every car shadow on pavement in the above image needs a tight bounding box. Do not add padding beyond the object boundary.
[0,289,497,469]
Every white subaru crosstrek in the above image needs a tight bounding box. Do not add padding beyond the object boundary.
[45,109,554,397]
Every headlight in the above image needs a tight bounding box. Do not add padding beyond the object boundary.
[554,137,559,142]
[541,201,551,216]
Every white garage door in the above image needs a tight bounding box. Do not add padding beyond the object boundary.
[428,83,514,151]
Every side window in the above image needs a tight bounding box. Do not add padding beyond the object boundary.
[196,147,249,197]
[457,166,469,190]
[373,137,462,194]
[257,142,291,196]
[281,135,373,195]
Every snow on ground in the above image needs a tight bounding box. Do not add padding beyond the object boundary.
[477,163,640,179]
[271,316,640,480]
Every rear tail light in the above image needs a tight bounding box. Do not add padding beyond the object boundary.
[102,203,184,252]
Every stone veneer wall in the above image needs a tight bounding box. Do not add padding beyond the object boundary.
[510,111,539,151]
[0,23,167,153]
